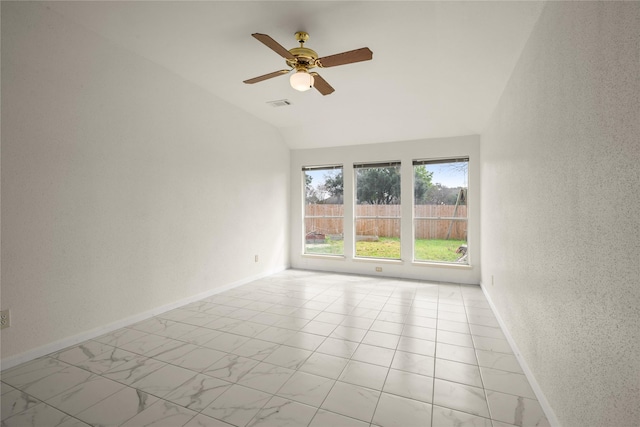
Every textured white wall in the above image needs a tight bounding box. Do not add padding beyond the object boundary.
[481,2,640,426]
[290,136,480,285]
[1,3,289,362]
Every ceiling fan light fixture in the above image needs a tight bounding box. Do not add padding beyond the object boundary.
[244,32,370,95]
[290,70,314,92]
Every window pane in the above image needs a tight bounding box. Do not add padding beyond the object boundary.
[355,164,401,259]
[414,219,467,262]
[304,167,344,255]
[414,160,468,264]
[355,218,401,259]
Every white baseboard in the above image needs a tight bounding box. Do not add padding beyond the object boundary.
[1,266,288,371]
[479,281,561,427]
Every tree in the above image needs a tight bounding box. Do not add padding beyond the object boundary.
[423,183,464,205]
[414,165,433,204]
[356,166,433,205]
[356,167,401,204]
[315,184,329,204]
[320,166,433,205]
[304,174,319,204]
[324,172,343,198]
[417,161,467,205]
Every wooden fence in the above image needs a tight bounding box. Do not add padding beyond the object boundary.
[305,204,467,240]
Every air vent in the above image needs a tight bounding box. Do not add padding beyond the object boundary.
[267,99,292,108]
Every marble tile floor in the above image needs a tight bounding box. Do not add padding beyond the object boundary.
[1,270,550,427]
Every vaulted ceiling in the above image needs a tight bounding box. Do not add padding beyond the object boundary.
[46,1,544,149]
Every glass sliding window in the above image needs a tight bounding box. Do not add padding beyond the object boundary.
[354,162,401,259]
[303,165,344,255]
[413,158,469,264]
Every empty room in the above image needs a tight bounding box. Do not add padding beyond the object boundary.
[1,1,638,426]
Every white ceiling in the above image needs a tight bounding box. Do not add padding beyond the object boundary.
[46,1,544,150]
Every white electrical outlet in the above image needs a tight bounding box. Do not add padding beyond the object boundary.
[375,267,382,272]
[255,255,259,262]
[491,275,494,286]
[0,310,10,329]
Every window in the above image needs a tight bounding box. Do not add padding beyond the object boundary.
[303,165,344,255]
[413,158,469,264]
[354,162,401,259]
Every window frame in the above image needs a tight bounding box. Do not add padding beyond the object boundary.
[412,157,469,265]
[353,161,402,260]
[302,164,345,257]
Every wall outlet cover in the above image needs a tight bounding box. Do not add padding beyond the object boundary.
[0,310,10,329]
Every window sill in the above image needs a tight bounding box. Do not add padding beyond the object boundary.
[301,254,346,261]
[353,257,404,265]
[411,261,473,269]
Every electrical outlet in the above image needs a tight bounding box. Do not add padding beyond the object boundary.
[375,267,382,272]
[491,275,494,286]
[0,310,10,329]
[254,255,259,262]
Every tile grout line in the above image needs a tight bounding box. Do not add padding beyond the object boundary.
[308,282,394,425]
[367,286,407,426]
[460,285,493,425]
[431,284,440,427]
[2,272,542,427]
[262,281,343,427]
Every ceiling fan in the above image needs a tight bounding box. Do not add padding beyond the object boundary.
[243,32,373,96]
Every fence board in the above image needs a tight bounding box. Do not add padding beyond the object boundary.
[304,204,467,239]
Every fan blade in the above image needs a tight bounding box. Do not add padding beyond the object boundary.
[317,47,372,68]
[310,73,335,96]
[243,69,290,84]
[252,33,296,60]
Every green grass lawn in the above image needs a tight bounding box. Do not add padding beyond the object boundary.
[305,237,466,262]
[356,238,402,259]
[414,238,466,262]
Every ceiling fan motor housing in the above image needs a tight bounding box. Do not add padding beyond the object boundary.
[287,32,318,70]
[244,31,371,95]
[287,47,318,70]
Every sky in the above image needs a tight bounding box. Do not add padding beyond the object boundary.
[426,163,468,188]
